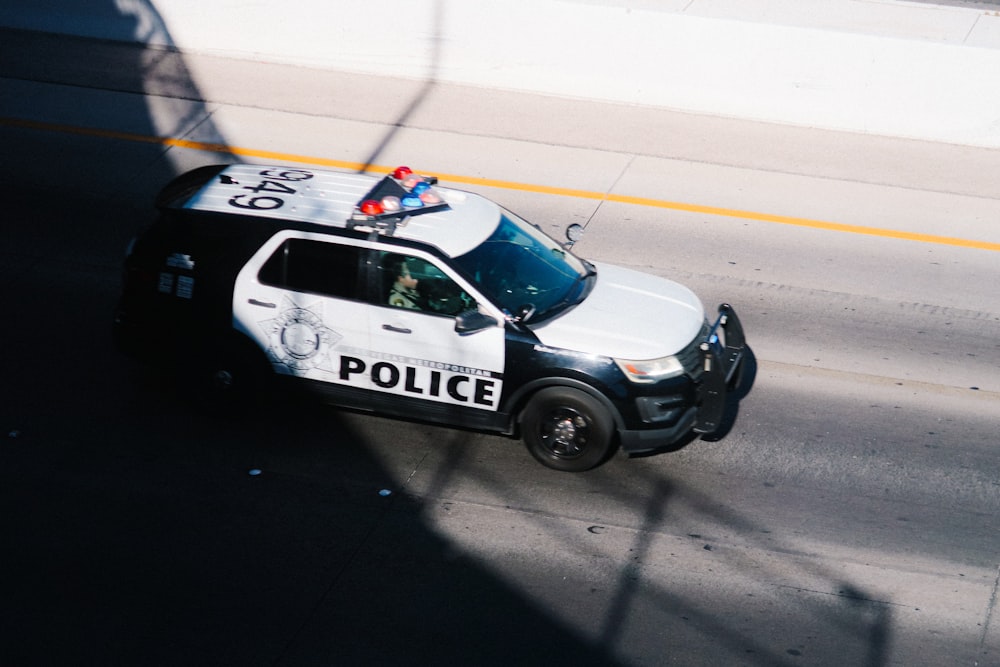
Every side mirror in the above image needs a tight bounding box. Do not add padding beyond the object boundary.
[455,310,498,334]
[564,223,584,248]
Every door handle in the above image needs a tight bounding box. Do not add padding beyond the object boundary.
[382,324,412,334]
[248,298,276,308]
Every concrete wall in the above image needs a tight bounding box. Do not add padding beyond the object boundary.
[5,0,1000,147]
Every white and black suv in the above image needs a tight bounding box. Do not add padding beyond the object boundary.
[114,163,748,471]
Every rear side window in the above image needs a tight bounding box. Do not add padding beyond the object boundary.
[258,238,362,299]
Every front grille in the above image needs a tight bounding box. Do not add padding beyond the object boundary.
[676,320,709,380]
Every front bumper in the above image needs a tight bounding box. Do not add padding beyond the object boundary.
[619,405,698,453]
[618,303,747,454]
[692,303,747,434]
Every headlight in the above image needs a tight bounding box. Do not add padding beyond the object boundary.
[614,355,685,383]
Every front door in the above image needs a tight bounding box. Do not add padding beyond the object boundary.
[366,248,506,416]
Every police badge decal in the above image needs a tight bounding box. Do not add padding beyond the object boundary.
[259,299,342,373]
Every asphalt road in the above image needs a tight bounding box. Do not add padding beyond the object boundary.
[1,29,999,666]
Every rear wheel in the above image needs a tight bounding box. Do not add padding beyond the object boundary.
[193,338,272,414]
[521,387,616,472]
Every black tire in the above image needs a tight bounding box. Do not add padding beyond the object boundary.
[520,387,616,472]
[192,337,272,415]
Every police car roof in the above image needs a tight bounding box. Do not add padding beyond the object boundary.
[174,163,502,258]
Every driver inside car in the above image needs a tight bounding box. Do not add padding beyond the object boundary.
[384,254,422,310]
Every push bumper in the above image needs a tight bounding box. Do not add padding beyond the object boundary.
[693,303,747,434]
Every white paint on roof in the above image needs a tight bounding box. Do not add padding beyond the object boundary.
[182,164,501,258]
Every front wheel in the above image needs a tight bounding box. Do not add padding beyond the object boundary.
[520,387,616,472]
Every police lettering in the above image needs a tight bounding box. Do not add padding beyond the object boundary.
[372,362,399,388]
[339,355,498,407]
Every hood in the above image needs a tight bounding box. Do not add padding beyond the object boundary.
[530,262,705,360]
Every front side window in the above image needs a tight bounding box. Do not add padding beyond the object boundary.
[258,238,362,299]
[377,251,476,317]
[452,210,592,320]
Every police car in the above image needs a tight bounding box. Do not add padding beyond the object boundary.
[114,163,747,471]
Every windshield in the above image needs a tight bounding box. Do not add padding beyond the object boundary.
[453,210,592,321]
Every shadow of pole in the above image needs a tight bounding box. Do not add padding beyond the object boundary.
[840,584,894,667]
[356,0,444,174]
[599,478,672,645]
[406,442,906,665]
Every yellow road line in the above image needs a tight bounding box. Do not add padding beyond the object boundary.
[5,116,999,252]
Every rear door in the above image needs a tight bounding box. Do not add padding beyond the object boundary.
[233,231,372,398]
